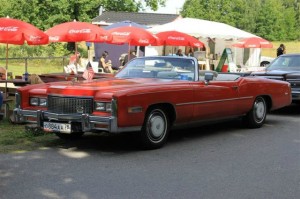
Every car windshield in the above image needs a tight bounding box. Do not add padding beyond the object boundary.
[267,55,300,71]
[115,57,196,81]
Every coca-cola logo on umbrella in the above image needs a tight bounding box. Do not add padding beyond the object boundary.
[68,29,92,34]
[0,26,19,32]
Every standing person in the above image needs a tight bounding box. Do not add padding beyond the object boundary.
[123,49,137,66]
[277,44,286,57]
[98,51,113,73]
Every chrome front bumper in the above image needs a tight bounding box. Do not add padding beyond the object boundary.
[13,108,135,133]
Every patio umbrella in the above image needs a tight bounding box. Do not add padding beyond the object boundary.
[232,37,273,48]
[0,17,49,94]
[99,21,149,64]
[106,26,157,46]
[155,31,204,48]
[106,26,158,60]
[45,20,109,66]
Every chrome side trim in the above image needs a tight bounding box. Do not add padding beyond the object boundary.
[176,96,253,106]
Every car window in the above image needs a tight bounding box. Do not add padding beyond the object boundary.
[215,74,241,81]
[116,57,196,81]
[267,55,300,71]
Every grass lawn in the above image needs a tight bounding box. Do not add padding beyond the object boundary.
[0,58,66,77]
[262,41,300,57]
[0,119,64,153]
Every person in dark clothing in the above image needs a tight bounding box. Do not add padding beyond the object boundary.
[176,49,184,56]
[277,44,286,57]
[123,49,137,66]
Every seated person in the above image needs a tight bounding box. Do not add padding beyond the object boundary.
[123,49,137,66]
[176,49,184,56]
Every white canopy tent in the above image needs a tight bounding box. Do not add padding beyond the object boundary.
[148,17,257,39]
[148,17,262,69]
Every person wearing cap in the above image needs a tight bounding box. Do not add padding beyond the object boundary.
[123,49,137,66]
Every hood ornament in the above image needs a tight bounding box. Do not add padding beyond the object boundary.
[71,77,78,85]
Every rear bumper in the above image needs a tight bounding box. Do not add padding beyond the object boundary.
[13,108,140,133]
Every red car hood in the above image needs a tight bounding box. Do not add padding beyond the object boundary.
[39,77,188,97]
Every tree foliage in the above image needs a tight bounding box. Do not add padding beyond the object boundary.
[181,0,300,41]
[0,0,166,30]
[0,0,298,41]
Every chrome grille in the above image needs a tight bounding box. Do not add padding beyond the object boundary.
[287,79,300,88]
[48,95,93,114]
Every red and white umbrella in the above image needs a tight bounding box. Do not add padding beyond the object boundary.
[0,17,49,93]
[46,20,109,67]
[232,37,273,48]
[155,31,204,48]
[0,17,49,45]
[45,21,108,43]
[106,26,158,46]
[106,26,158,60]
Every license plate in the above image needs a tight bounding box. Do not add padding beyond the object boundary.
[43,122,71,133]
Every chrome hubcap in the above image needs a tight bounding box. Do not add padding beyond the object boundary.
[255,101,265,121]
[149,115,165,138]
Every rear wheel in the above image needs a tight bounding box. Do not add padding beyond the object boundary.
[55,132,84,140]
[140,108,170,149]
[243,96,267,128]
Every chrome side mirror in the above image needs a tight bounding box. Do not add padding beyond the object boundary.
[204,73,214,85]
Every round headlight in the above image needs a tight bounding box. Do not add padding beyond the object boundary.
[39,98,47,106]
[30,97,39,106]
[95,102,106,111]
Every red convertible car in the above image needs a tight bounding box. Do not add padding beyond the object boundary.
[14,56,292,149]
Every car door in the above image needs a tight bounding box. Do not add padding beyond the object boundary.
[191,79,241,121]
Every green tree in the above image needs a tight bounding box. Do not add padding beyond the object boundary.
[181,0,239,26]
[0,0,166,29]
[181,0,299,41]
[230,0,261,33]
[255,0,298,41]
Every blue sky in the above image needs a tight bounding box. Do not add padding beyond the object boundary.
[145,0,186,14]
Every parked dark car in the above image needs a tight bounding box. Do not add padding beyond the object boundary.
[251,53,300,103]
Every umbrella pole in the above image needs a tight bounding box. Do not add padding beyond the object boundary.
[136,46,140,57]
[75,42,78,74]
[25,58,28,73]
[5,44,8,96]
[128,43,131,61]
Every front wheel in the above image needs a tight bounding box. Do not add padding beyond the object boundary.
[140,108,170,149]
[243,96,267,128]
